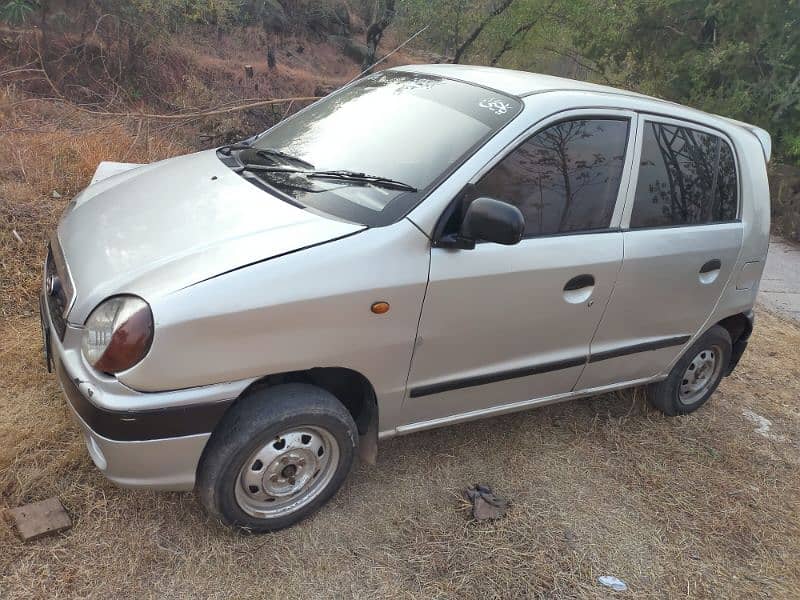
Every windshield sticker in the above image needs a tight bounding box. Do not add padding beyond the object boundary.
[479,98,512,115]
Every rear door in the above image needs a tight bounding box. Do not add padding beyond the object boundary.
[576,115,743,390]
[401,111,638,428]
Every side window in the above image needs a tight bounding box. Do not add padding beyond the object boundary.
[630,122,738,228]
[715,140,738,222]
[473,119,629,237]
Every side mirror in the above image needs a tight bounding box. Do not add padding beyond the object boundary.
[457,197,525,247]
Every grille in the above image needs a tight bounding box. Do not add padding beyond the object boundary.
[45,245,69,340]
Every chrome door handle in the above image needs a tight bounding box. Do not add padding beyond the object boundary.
[564,274,595,291]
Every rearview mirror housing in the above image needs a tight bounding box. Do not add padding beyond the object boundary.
[459,197,525,247]
[435,196,525,249]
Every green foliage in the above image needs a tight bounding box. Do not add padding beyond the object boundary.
[0,0,36,25]
[566,0,800,163]
[97,0,239,35]
[397,0,800,164]
[398,0,494,56]
[786,134,800,162]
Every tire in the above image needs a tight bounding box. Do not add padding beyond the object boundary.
[647,325,732,416]
[197,383,357,532]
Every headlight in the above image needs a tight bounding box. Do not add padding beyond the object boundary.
[81,295,154,374]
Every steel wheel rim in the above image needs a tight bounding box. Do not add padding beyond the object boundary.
[678,344,723,405]
[235,426,340,519]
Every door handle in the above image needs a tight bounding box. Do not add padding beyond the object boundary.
[563,274,595,304]
[699,259,721,274]
[698,259,722,285]
[564,274,595,291]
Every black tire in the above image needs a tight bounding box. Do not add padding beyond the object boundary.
[647,325,732,416]
[197,383,357,532]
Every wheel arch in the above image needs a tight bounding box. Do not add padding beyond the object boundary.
[227,367,379,463]
[713,310,754,375]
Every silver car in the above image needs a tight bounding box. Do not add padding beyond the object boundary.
[41,64,771,531]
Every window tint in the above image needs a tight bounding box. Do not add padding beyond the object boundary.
[630,122,738,228]
[715,140,738,222]
[473,119,629,237]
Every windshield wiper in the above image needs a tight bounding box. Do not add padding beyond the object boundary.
[236,165,417,192]
[218,141,253,155]
[253,148,315,169]
[306,170,417,192]
[218,143,313,169]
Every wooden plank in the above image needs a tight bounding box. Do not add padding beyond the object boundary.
[6,497,72,541]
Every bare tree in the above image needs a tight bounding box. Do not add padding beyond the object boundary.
[363,0,396,72]
[529,121,614,229]
[650,124,717,223]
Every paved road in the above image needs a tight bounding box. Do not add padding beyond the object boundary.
[759,236,800,322]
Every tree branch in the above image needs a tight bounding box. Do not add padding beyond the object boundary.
[452,0,515,64]
[490,0,556,66]
[542,46,615,84]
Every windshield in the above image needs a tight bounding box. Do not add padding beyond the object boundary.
[242,71,521,226]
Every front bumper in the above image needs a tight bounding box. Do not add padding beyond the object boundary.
[41,293,253,491]
[53,354,211,490]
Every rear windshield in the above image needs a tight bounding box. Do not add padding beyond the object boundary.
[245,71,521,226]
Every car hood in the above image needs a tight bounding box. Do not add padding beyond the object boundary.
[58,149,364,323]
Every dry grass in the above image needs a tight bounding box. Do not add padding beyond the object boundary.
[2,30,799,599]
[0,27,418,320]
[1,307,799,599]
[0,89,190,318]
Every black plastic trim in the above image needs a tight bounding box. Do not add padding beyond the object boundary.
[628,220,741,232]
[55,357,233,442]
[725,310,754,376]
[409,335,694,398]
[588,335,691,363]
[409,356,587,398]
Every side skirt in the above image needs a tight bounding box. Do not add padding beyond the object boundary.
[379,375,663,440]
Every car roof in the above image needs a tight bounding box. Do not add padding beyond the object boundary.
[392,63,644,98]
[390,64,771,161]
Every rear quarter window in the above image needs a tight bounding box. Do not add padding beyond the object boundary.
[630,122,738,228]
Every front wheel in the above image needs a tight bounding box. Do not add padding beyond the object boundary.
[197,383,357,532]
[647,325,732,416]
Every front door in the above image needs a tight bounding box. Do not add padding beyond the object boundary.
[576,116,743,390]
[402,113,637,428]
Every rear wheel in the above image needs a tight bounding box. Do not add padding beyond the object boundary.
[197,383,357,532]
[647,325,731,416]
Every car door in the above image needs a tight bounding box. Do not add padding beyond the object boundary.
[575,115,743,390]
[400,111,638,429]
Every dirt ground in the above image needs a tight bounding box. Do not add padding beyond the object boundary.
[1,306,799,599]
[2,27,799,597]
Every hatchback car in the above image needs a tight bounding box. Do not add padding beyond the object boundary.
[41,64,771,531]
